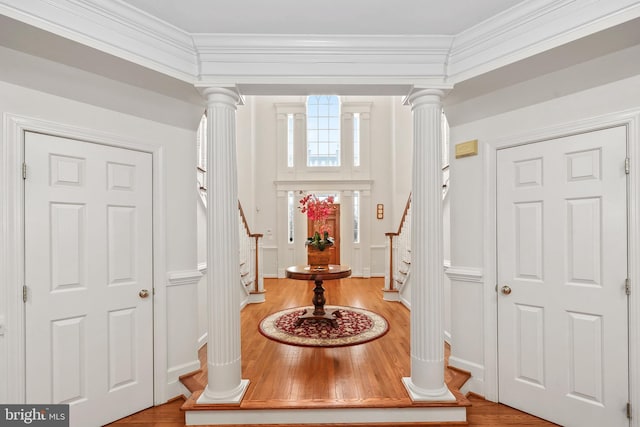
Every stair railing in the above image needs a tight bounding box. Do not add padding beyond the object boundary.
[198,167,265,303]
[238,202,265,301]
[384,195,412,300]
[383,165,449,301]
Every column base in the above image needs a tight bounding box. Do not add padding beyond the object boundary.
[196,379,249,404]
[402,377,456,402]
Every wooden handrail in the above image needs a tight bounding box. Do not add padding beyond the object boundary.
[196,166,207,191]
[238,201,263,239]
[385,193,412,238]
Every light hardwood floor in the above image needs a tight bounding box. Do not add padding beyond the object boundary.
[108,277,558,426]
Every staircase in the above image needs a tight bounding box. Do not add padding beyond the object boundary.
[384,195,412,301]
[384,166,449,302]
[238,202,265,303]
[197,167,265,304]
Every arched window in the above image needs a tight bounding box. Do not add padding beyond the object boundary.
[306,95,340,167]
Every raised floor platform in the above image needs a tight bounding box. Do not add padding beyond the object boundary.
[181,277,471,425]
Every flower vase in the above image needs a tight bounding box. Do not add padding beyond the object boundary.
[307,246,331,270]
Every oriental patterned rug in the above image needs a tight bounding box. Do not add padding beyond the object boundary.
[259,305,388,348]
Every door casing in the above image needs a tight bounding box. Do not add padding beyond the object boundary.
[478,110,640,427]
[307,203,341,265]
[1,114,169,406]
[495,127,628,425]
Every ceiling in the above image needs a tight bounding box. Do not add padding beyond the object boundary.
[122,0,524,35]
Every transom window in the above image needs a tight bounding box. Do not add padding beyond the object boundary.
[306,95,340,167]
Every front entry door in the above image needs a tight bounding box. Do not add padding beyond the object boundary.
[308,204,340,264]
[24,132,154,427]
[497,126,628,427]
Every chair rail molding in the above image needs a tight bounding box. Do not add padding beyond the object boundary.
[445,266,483,283]
[167,269,203,287]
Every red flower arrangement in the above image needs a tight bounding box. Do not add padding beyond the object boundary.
[299,194,335,251]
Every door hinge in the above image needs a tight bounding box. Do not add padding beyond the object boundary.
[22,163,27,180]
[627,402,632,419]
[626,278,631,296]
[22,285,27,303]
[625,157,630,175]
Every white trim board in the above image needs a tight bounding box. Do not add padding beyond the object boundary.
[1,113,170,405]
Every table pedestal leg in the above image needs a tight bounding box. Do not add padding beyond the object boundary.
[312,279,326,315]
[295,279,342,328]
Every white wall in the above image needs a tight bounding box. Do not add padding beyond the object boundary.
[0,46,204,403]
[446,70,640,398]
[391,96,414,225]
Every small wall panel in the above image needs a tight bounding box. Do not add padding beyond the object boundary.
[514,158,543,188]
[567,311,604,404]
[51,316,86,404]
[515,202,544,280]
[50,154,85,187]
[108,206,136,285]
[516,304,545,387]
[566,149,601,182]
[50,203,86,291]
[108,308,136,390]
[107,162,136,191]
[566,198,601,286]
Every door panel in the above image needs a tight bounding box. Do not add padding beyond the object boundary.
[497,126,628,427]
[25,132,153,427]
[308,204,341,264]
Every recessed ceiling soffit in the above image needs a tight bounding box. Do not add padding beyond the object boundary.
[0,0,638,87]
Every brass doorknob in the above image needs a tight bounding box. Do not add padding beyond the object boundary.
[139,289,150,298]
[501,285,512,295]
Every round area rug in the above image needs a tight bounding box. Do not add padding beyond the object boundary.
[259,305,388,348]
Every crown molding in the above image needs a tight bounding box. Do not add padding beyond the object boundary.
[0,0,198,82]
[448,0,640,83]
[1,0,639,91]
[194,34,454,86]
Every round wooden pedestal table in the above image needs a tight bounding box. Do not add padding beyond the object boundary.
[285,264,351,328]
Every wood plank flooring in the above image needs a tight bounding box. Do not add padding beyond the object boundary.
[108,277,558,426]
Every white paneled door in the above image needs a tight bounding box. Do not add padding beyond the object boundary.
[24,132,153,427]
[497,126,629,427]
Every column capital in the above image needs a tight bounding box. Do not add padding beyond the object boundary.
[404,88,446,108]
[200,86,243,107]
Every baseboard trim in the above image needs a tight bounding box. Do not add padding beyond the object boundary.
[448,356,485,396]
[168,360,202,383]
[166,379,191,401]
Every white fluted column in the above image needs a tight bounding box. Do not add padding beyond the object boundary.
[402,89,455,402]
[197,87,249,404]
